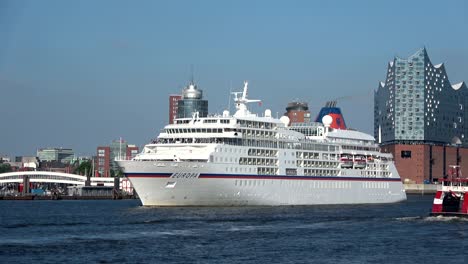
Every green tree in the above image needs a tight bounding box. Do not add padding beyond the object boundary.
[0,163,12,173]
[74,160,92,176]
[111,168,124,178]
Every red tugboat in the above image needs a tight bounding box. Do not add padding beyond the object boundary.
[431,165,468,217]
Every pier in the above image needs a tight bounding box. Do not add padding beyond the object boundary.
[403,183,439,194]
[0,171,135,200]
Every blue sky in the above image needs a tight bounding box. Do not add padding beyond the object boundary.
[1,0,467,157]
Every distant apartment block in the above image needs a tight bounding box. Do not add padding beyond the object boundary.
[37,148,74,163]
[0,155,10,162]
[13,156,39,170]
[97,139,139,177]
[96,146,110,177]
[169,94,182,124]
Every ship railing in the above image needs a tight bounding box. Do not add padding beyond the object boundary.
[115,156,134,161]
[441,178,468,186]
[441,185,468,193]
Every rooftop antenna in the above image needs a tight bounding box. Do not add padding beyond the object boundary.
[242,81,248,100]
[190,64,194,84]
[230,81,261,117]
[228,80,232,112]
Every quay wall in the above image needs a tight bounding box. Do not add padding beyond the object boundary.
[403,183,439,194]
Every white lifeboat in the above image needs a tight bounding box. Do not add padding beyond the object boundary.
[340,154,353,168]
[353,155,367,169]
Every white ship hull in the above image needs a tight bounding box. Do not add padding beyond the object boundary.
[119,161,407,206]
[118,81,407,206]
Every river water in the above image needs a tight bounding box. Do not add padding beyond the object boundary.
[0,195,466,263]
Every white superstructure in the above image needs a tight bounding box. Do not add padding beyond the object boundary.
[117,82,406,206]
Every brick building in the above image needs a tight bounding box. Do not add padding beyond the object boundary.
[284,102,310,124]
[381,144,467,183]
[169,94,182,124]
[96,139,139,177]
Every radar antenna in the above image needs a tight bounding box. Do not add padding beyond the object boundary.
[242,81,248,101]
[190,64,194,84]
[231,81,262,117]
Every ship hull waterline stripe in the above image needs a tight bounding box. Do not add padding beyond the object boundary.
[125,173,402,182]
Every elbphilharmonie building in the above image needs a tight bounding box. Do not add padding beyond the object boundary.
[374,48,467,183]
[375,48,467,146]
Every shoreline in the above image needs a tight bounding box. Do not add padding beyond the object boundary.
[0,195,137,200]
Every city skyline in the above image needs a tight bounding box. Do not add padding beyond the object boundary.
[1,0,467,157]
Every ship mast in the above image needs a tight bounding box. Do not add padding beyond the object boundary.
[232,81,261,117]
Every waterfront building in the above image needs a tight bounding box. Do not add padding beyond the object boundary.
[284,101,310,124]
[0,155,10,162]
[177,82,208,118]
[38,160,73,174]
[13,156,39,170]
[97,139,139,177]
[96,146,110,177]
[169,94,182,124]
[37,148,74,163]
[375,48,467,183]
[380,144,468,184]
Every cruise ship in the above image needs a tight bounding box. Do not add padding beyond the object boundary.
[117,82,407,206]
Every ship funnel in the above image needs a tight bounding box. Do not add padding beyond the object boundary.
[315,101,347,129]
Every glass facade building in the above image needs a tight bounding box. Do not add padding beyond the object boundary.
[37,148,74,163]
[110,140,127,171]
[375,48,467,147]
[97,140,139,177]
[177,82,208,118]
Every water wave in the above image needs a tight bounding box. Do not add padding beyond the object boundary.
[395,216,423,221]
[1,222,90,229]
[0,229,197,247]
[423,216,468,222]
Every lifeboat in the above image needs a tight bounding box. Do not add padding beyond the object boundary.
[353,155,367,169]
[339,154,353,168]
